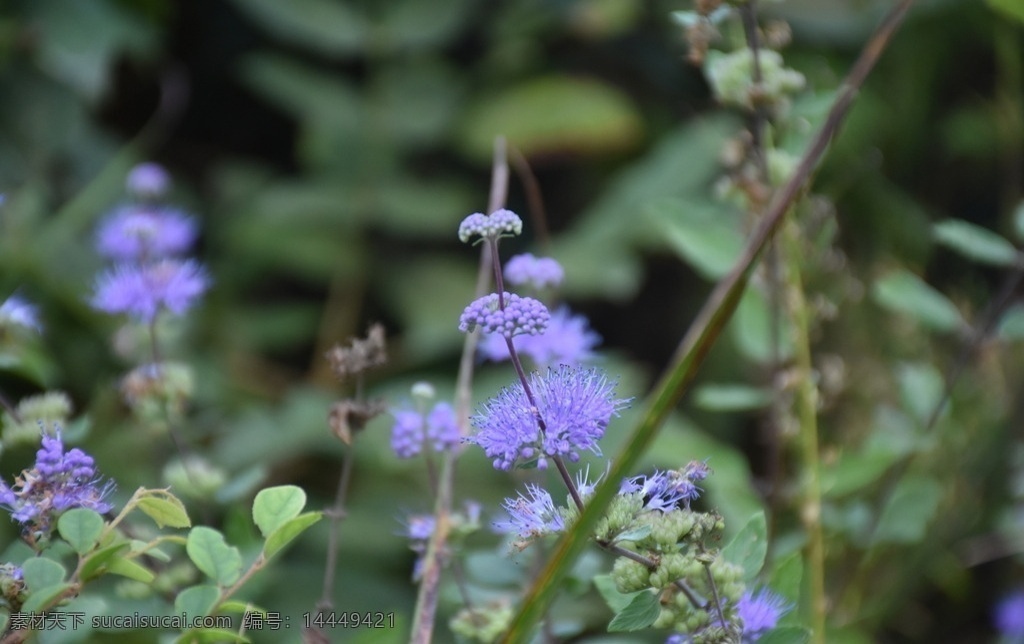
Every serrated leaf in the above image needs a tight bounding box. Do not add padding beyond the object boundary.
[933,219,1018,266]
[607,590,660,632]
[264,512,322,560]
[873,476,943,544]
[694,384,773,412]
[721,511,767,580]
[186,527,243,586]
[106,556,155,583]
[871,269,964,332]
[22,583,75,614]
[21,557,66,591]
[758,626,812,644]
[460,76,642,159]
[253,485,307,537]
[137,493,191,529]
[175,584,221,620]
[58,508,105,554]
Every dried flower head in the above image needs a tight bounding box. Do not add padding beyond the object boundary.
[325,324,387,381]
[329,398,386,445]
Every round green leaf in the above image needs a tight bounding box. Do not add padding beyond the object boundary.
[933,219,1018,266]
[264,512,322,560]
[57,508,105,554]
[137,492,191,529]
[186,527,243,586]
[871,269,964,332]
[175,584,221,620]
[253,485,307,538]
[607,590,660,632]
[22,582,75,614]
[21,557,66,592]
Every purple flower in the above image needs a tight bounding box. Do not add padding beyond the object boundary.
[91,259,209,323]
[96,205,197,261]
[995,590,1024,638]
[467,366,630,470]
[126,162,171,199]
[0,430,115,540]
[737,588,790,641]
[390,402,461,459]
[458,209,522,243]
[0,294,42,333]
[459,292,550,338]
[620,463,709,512]
[493,483,564,539]
[503,254,564,289]
[479,306,600,366]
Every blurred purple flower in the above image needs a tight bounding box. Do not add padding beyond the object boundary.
[503,253,564,289]
[391,402,461,459]
[125,162,171,199]
[478,306,600,366]
[737,588,790,641]
[995,590,1024,638]
[0,294,42,333]
[91,259,209,323]
[96,205,197,261]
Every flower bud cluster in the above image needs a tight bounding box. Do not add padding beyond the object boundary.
[459,292,550,338]
[458,209,523,243]
[704,48,805,113]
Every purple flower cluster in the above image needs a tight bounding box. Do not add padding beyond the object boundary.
[467,366,629,470]
[478,306,600,367]
[0,431,114,539]
[0,294,42,334]
[90,163,209,325]
[459,292,550,338]
[391,401,461,459]
[664,587,789,643]
[493,483,565,539]
[620,461,710,512]
[503,254,564,289]
[458,209,523,243]
[995,590,1024,639]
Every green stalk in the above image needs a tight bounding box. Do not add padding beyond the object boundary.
[781,216,827,643]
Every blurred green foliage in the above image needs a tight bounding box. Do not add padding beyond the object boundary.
[0,0,1020,642]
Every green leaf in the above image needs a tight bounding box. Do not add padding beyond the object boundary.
[997,304,1024,340]
[106,556,155,583]
[988,0,1024,24]
[175,584,221,619]
[721,511,768,580]
[264,512,323,560]
[21,557,66,591]
[22,583,75,614]
[137,492,192,529]
[186,527,243,586]
[873,476,943,544]
[758,627,813,644]
[607,590,660,631]
[459,76,643,159]
[79,543,130,581]
[933,219,1018,266]
[731,288,793,364]
[658,200,745,279]
[897,362,944,424]
[57,508,105,554]
[613,525,652,545]
[871,269,964,332]
[693,383,773,412]
[225,0,367,56]
[767,553,804,606]
[253,485,307,537]
[177,629,250,643]
[593,574,640,614]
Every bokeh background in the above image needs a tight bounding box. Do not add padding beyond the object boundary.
[0,0,1022,642]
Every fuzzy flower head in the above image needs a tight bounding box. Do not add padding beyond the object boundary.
[0,295,42,334]
[493,483,565,542]
[126,162,172,199]
[458,209,522,244]
[619,461,709,512]
[91,259,209,324]
[467,365,630,470]
[995,590,1024,639]
[459,292,549,338]
[0,430,114,545]
[503,254,564,289]
[390,401,461,459]
[96,205,197,261]
[479,306,600,367]
[737,588,791,641]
